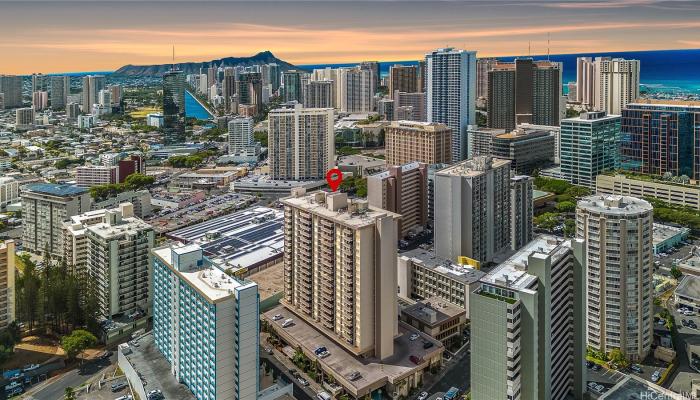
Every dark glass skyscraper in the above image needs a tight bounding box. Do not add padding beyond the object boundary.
[162,70,186,145]
[621,101,700,179]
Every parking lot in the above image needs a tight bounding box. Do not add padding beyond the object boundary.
[654,239,698,277]
[148,192,255,233]
[586,364,626,398]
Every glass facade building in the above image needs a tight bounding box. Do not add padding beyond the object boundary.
[560,111,621,188]
[163,70,186,145]
[621,102,700,179]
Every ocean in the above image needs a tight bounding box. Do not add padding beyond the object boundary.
[300,48,700,94]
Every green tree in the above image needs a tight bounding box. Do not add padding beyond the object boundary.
[534,212,559,230]
[61,329,97,361]
[671,265,683,280]
[124,173,155,190]
[556,201,576,213]
[608,348,629,368]
[564,185,591,199]
[563,219,576,237]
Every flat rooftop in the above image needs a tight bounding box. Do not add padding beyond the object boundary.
[399,248,485,284]
[402,298,465,326]
[263,306,443,396]
[167,206,284,269]
[600,374,678,399]
[436,157,510,178]
[119,333,195,400]
[577,194,653,216]
[675,275,700,301]
[87,216,152,239]
[282,192,400,229]
[152,245,257,303]
[24,183,87,197]
[481,235,570,291]
[653,223,690,245]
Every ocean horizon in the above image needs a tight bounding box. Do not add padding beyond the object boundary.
[300,48,700,93]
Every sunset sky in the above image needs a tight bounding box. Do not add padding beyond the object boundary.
[1,0,700,74]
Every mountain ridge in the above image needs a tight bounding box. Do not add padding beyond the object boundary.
[113,50,302,77]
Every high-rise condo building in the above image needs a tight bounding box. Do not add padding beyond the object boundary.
[487,59,562,131]
[268,104,334,180]
[393,91,427,122]
[86,203,154,319]
[359,61,380,94]
[434,157,511,264]
[377,98,394,121]
[75,165,119,187]
[560,111,621,188]
[281,190,400,360]
[389,65,418,94]
[21,183,91,258]
[162,69,186,145]
[15,107,35,129]
[0,177,19,210]
[367,162,428,237]
[63,208,112,275]
[32,91,48,111]
[470,236,586,400]
[621,100,700,179]
[262,63,281,92]
[576,57,640,115]
[50,76,70,109]
[237,71,262,106]
[31,73,48,92]
[576,195,654,362]
[81,75,105,113]
[385,120,451,165]
[302,80,334,108]
[153,243,259,400]
[66,102,81,119]
[510,175,533,251]
[476,57,498,100]
[0,240,16,330]
[228,116,255,155]
[339,67,374,113]
[426,48,477,162]
[0,75,23,108]
[282,70,304,103]
[222,67,236,113]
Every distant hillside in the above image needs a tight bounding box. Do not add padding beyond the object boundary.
[113,51,301,77]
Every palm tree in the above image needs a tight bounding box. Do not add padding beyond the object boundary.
[64,387,76,400]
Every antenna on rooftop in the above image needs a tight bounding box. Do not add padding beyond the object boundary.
[547,32,551,61]
[528,41,531,57]
[172,45,176,70]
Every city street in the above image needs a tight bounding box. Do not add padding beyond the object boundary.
[23,353,117,400]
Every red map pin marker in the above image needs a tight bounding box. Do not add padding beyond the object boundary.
[326,168,343,192]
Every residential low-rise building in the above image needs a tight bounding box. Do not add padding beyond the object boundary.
[399,298,467,347]
[653,223,690,255]
[397,248,485,315]
[675,275,700,312]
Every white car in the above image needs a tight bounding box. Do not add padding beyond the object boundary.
[685,310,696,316]
[272,314,283,321]
[409,333,420,341]
[651,372,661,382]
[417,392,429,400]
